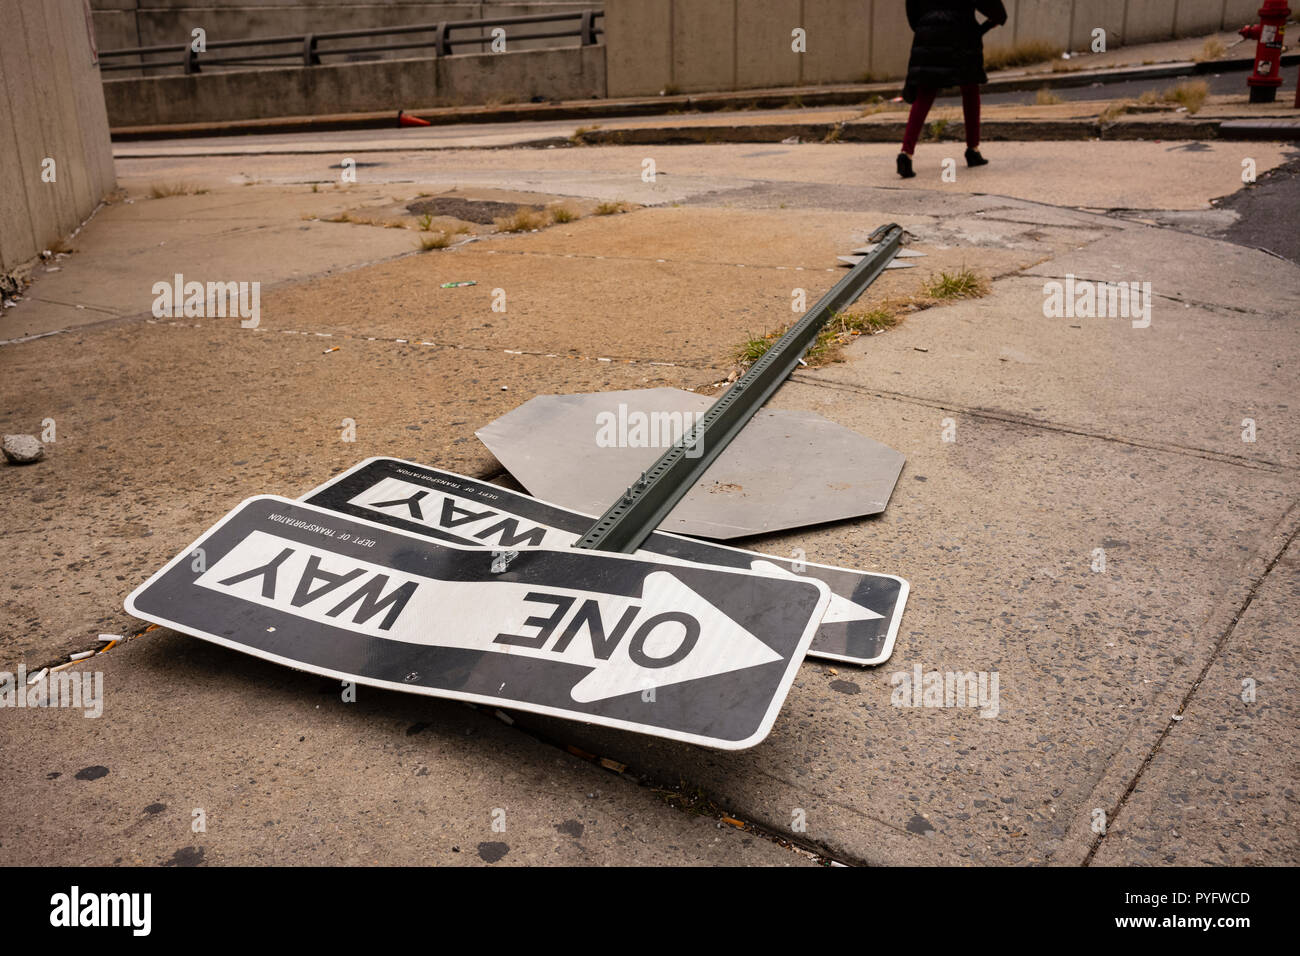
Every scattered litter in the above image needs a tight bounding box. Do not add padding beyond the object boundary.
[1172,714,1183,721]
[914,347,929,352]
[27,668,47,685]
[322,346,340,354]
[98,634,121,644]
[720,816,745,828]
[68,651,94,662]
[493,708,514,726]
[441,281,477,288]
[781,136,800,145]
[501,385,509,391]
[828,667,839,676]
[598,757,626,773]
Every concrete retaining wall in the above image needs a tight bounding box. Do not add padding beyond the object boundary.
[102,44,606,126]
[0,0,116,286]
[606,0,1269,97]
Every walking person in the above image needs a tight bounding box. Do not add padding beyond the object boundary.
[897,0,1007,178]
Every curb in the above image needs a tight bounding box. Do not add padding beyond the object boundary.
[576,117,1297,146]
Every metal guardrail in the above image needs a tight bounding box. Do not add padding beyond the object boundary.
[576,223,905,554]
[98,10,604,75]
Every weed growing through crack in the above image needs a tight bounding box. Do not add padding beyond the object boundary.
[734,268,990,369]
[926,118,951,141]
[1137,80,1208,114]
[984,39,1063,71]
[1035,87,1063,105]
[550,205,577,224]
[737,308,901,368]
[594,201,627,216]
[1194,37,1226,63]
[1163,80,1208,113]
[149,182,208,198]
[418,232,451,251]
[1098,100,1131,124]
[922,267,990,300]
[495,208,546,233]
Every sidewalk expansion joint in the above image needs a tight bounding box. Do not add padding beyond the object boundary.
[789,375,1297,474]
[1082,498,1300,865]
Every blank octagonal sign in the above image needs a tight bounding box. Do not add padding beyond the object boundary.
[476,388,904,540]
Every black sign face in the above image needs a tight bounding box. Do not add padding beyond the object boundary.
[302,459,909,666]
[125,496,828,750]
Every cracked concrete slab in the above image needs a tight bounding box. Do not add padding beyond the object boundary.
[1089,534,1300,865]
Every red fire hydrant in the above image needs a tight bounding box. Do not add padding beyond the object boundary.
[1239,0,1291,103]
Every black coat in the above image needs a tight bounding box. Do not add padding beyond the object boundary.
[903,0,1007,102]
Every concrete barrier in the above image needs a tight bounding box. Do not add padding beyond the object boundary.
[102,45,606,126]
[604,0,1260,97]
[0,0,115,287]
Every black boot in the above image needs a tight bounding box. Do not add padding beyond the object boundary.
[965,147,989,167]
[897,152,916,179]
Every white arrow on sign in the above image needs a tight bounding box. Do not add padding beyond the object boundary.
[748,560,882,624]
[196,529,782,703]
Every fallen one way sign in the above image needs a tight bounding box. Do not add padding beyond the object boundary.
[301,458,909,666]
[125,496,828,749]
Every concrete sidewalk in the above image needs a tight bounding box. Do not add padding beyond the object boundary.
[1,134,1296,865]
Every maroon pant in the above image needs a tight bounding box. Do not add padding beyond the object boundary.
[901,84,981,155]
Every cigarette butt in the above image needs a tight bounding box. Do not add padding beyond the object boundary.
[323,346,340,354]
